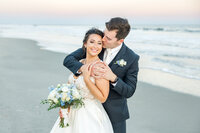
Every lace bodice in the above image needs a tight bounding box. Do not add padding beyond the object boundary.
[68,74,95,100]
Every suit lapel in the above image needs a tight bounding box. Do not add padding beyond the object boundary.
[109,43,127,72]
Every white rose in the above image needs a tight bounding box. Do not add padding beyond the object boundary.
[61,93,67,101]
[66,94,71,101]
[62,86,69,93]
[48,90,57,100]
[123,61,127,66]
[62,92,71,101]
[72,90,81,99]
[64,83,71,88]
[119,60,123,66]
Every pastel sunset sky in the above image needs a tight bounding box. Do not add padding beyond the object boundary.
[0,0,199,24]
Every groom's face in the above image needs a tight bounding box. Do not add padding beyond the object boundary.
[102,29,121,49]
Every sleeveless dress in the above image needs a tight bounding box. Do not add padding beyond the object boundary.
[50,74,113,133]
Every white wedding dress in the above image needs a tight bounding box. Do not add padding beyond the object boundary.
[50,74,113,133]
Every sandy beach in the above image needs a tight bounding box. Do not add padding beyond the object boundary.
[0,37,200,133]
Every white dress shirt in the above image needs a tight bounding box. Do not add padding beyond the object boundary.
[103,43,123,65]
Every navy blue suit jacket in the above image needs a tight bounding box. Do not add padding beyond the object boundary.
[63,43,139,123]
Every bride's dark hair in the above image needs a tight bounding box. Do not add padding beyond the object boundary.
[82,28,104,52]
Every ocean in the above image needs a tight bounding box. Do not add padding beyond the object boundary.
[0,24,200,96]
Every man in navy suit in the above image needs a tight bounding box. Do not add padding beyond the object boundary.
[63,17,139,133]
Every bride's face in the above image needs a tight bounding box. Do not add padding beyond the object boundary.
[84,34,103,57]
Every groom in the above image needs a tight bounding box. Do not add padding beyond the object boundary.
[63,17,139,133]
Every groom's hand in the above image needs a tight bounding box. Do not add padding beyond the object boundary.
[91,61,116,82]
[91,61,106,79]
[101,62,117,82]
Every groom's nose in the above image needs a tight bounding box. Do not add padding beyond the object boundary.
[102,36,106,42]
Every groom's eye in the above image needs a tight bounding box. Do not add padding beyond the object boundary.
[90,41,94,43]
[106,36,111,41]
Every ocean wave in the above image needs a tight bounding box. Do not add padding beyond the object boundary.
[153,58,200,69]
[153,58,183,67]
[135,50,200,59]
[162,54,200,60]
[132,26,200,33]
[142,27,164,31]
[184,29,200,33]
[152,57,200,79]
[141,66,200,80]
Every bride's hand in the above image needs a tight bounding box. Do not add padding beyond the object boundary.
[82,63,92,80]
[59,108,63,119]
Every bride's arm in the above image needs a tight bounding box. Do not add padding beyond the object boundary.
[82,64,109,103]
[84,78,109,103]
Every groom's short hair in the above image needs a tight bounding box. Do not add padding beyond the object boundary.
[106,17,130,40]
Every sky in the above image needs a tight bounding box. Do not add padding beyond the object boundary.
[0,0,199,24]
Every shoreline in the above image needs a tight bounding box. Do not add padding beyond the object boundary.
[1,37,200,133]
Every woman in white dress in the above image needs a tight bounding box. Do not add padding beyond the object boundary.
[50,28,114,133]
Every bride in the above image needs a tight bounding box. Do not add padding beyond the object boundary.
[50,28,114,133]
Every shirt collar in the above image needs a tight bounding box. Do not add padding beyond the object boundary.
[106,43,123,54]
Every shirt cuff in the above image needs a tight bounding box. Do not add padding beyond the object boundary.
[75,70,82,76]
[76,70,82,74]
[111,82,118,86]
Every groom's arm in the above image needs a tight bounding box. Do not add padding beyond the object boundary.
[112,55,139,98]
[63,48,86,74]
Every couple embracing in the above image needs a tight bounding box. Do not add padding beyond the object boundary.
[50,17,139,133]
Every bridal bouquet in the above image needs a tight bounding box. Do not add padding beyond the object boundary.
[41,83,84,128]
